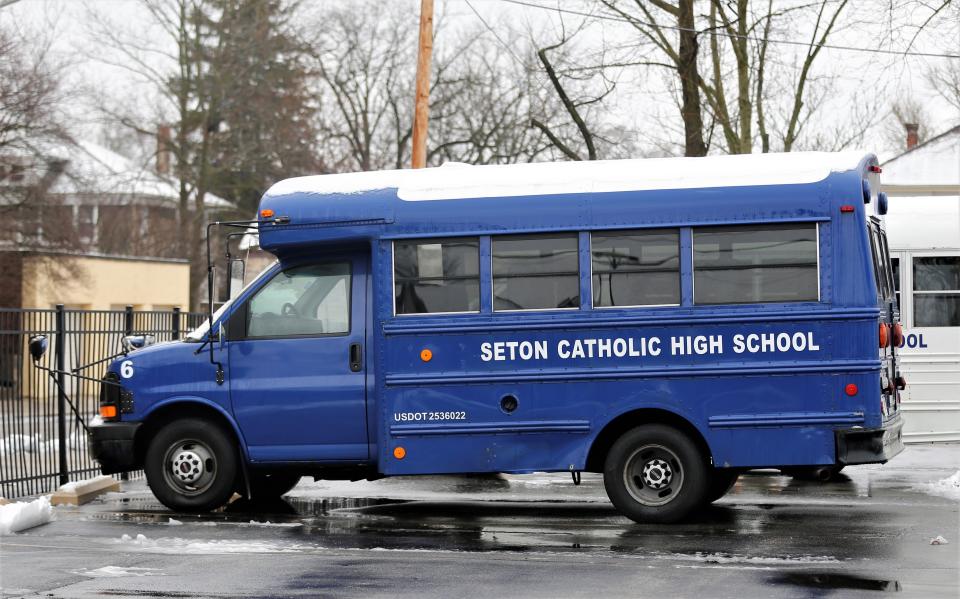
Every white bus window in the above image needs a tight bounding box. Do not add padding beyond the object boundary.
[693,223,818,305]
[394,238,479,314]
[913,257,960,327]
[592,229,680,307]
[493,234,579,311]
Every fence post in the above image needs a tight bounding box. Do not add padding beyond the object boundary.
[55,304,68,487]
[172,307,181,340]
[124,305,133,336]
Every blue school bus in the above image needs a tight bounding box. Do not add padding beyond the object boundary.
[84,152,904,523]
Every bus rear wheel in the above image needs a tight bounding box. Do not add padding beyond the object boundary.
[145,418,239,512]
[603,424,708,524]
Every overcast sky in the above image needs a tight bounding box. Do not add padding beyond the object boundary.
[4,0,959,161]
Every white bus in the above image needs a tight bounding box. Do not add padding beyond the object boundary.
[883,129,960,443]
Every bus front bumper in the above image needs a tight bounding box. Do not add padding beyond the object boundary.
[88,422,142,475]
[835,417,904,465]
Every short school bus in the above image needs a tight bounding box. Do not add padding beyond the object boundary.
[88,152,905,522]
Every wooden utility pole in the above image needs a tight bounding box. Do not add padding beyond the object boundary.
[411,0,433,169]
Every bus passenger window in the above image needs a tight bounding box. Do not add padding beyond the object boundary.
[693,223,818,304]
[892,257,900,311]
[247,263,351,338]
[493,234,579,311]
[913,256,960,327]
[592,229,680,307]
[394,238,479,314]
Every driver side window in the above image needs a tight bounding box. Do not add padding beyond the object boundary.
[247,263,351,338]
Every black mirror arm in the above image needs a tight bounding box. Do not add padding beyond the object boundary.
[71,350,127,374]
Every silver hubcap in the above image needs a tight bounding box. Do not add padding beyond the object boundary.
[162,440,216,496]
[623,444,684,507]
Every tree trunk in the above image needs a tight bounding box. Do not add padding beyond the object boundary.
[677,0,706,157]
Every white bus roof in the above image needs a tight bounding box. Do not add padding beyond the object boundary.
[264,151,870,202]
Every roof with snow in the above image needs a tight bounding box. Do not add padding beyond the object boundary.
[882,126,960,187]
[264,151,873,202]
[3,137,232,208]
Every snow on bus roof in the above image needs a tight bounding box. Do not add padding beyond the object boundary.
[264,151,869,202]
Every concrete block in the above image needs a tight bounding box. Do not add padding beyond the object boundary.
[50,476,120,506]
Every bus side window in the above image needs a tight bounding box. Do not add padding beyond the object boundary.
[693,223,819,305]
[591,229,680,307]
[394,238,480,315]
[913,256,960,327]
[493,233,579,311]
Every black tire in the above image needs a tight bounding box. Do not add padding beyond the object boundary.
[781,465,845,482]
[704,469,739,504]
[603,424,709,524]
[248,472,301,501]
[145,418,239,512]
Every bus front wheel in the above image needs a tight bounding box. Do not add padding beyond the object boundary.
[603,424,709,524]
[145,418,239,512]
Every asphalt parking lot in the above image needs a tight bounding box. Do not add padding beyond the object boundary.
[1,444,957,599]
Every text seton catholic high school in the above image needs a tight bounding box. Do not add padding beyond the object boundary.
[479,332,821,362]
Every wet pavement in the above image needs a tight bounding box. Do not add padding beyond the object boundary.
[1,444,957,598]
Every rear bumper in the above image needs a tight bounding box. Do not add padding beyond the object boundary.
[835,416,904,465]
[88,422,142,474]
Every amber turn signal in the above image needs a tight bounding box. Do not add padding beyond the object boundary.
[260,209,275,218]
[393,446,406,459]
[100,405,118,418]
[420,349,433,362]
[878,323,889,348]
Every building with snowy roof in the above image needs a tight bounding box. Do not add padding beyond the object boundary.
[0,137,232,309]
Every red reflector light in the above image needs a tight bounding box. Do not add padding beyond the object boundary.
[840,205,855,213]
[879,323,889,348]
[892,323,904,347]
[868,165,882,173]
[845,383,858,396]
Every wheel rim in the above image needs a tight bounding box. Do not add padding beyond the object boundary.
[162,438,217,497]
[622,443,684,506]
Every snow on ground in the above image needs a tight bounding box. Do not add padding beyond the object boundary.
[71,566,165,578]
[915,471,960,501]
[115,533,311,554]
[0,496,54,535]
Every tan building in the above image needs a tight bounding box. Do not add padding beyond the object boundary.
[19,253,190,311]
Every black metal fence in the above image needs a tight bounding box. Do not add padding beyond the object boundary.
[0,306,205,499]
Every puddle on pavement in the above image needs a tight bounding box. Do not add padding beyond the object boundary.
[772,572,902,592]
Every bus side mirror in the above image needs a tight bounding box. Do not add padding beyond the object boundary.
[229,259,246,300]
[28,335,48,362]
[122,334,155,353]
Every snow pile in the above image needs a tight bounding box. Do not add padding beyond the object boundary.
[72,566,164,578]
[667,551,840,565]
[0,433,83,455]
[930,535,950,545]
[167,518,183,526]
[0,496,54,535]
[117,533,309,554]
[243,520,302,528]
[915,471,960,501]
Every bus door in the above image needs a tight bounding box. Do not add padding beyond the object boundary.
[227,255,369,462]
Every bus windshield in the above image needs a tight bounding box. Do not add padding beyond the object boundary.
[184,261,277,341]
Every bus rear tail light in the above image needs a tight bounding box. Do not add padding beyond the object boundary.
[845,383,858,396]
[892,323,904,347]
[868,165,882,173]
[878,323,889,348]
[840,205,855,213]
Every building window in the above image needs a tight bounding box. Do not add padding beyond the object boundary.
[693,223,818,304]
[394,238,479,314]
[247,263,351,337]
[891,257,900,311]
[913,256,960,327]
[493,233,579,311]
[592,229,680,307]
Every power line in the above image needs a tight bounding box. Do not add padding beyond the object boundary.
[492,0,960,60]
[464,0,528,68]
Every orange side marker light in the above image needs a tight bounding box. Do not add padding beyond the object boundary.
[420,349,433,362]
[393,446,406,460]
[100,405,118,418]
[260,209,275,219]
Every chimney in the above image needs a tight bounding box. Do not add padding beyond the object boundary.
[156,124,171,175]
[905,123,919,150]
